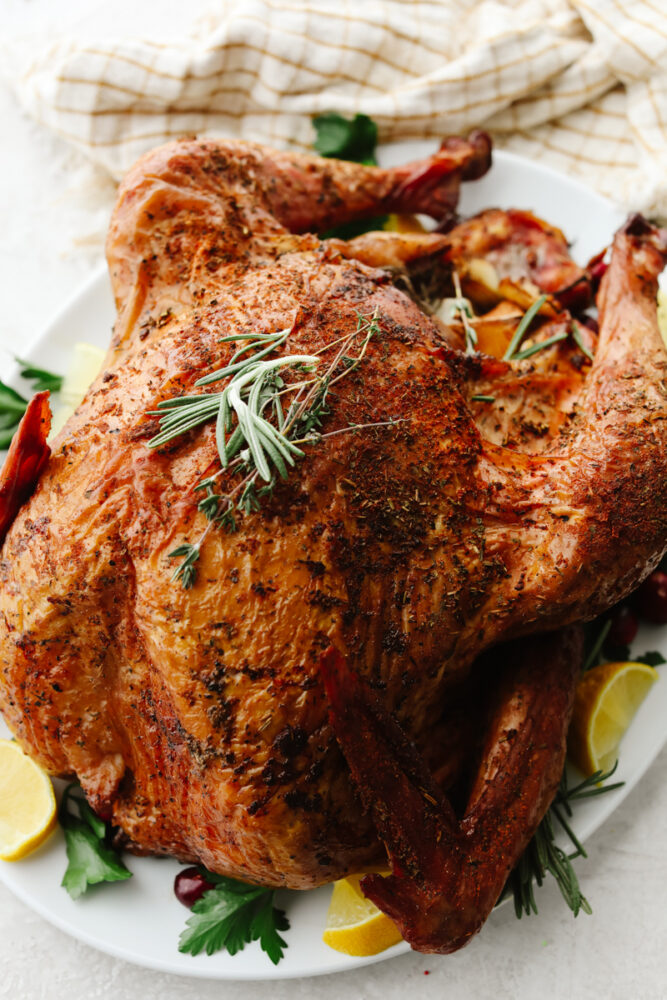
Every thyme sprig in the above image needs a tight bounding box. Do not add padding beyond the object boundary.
[502,761,623,918]
[157,311,385,587]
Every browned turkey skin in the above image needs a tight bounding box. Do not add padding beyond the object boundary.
[1,135,666,955]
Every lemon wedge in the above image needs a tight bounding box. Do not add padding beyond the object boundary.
[383,214,426,234]
[323,873,403,956]
[0,740,57,861]
[568,661,658,776]
[657,286,667,349]
[49,341,106,437]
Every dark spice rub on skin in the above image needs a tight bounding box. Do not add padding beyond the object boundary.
[0,136,666,955]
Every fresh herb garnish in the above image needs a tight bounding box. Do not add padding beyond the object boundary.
[179,868,289,965]
[0,381,29,449]
[451,270,477,355]
[14,358,64,393]
[511,329,569,361]
[313,112,379,164]
[312,112,388,238]
[583,616,666,671]
[503,762,623,918]
[0,361,63,448]
[582,618,613,672]
[470,394,496,403]
[635,650,666,667]
[571,321,595,361]
[503,295,548,361]
[154,311,393,587]
[59,784,132,899]
[168,542,200,589]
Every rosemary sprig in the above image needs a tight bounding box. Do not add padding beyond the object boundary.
[583,619,612,672]
[452,271,477,355]
[503,294,548,361]
[502,761,623,918]
[14,358,64,394]
[157,311,384,586]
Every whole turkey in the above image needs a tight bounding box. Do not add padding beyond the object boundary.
[1,133,666,954]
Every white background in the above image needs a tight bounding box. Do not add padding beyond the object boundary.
[1,3,667,998]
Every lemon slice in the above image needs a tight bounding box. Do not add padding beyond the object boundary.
[323,873,403,956]
[568,661,658,776]
[0,740,57,861]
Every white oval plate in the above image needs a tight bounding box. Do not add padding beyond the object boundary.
[1,145,664,981]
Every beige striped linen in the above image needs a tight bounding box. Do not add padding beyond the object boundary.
[11,0,667,214]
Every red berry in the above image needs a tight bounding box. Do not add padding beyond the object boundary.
[606,605,638,647]
[174,867,214,908]
[631,570,667,624]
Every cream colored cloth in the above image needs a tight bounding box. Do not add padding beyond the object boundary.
[11,0,667,215]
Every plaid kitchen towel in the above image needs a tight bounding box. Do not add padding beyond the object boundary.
[10,0,667,215]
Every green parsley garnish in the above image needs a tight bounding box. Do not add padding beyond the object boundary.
[313,112,379,164]
[179,868,289,965]
[59,784,132,899]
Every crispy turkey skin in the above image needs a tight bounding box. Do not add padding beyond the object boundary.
[1,138,666,909]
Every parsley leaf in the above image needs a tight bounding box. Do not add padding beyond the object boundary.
[313,112,379,164]
[59,784,132,900]
[250,892,290,964]
[178,868,290,964]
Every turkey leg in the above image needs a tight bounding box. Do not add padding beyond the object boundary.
[320,628,582,953]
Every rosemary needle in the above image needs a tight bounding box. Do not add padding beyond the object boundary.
[503,294,548,361]
[511,329,569,361]
[502,761,623,918]
[571,321,595,361]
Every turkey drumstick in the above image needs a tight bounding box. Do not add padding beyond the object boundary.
[320,628,581,953]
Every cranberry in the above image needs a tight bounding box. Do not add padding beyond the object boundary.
[630,570,667,624]
[606,605,639,647]
[174,866,214,908]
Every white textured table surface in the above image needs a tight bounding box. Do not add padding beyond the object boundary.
[1,4,667,998]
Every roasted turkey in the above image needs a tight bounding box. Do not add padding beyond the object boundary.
[1,134,666,954]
